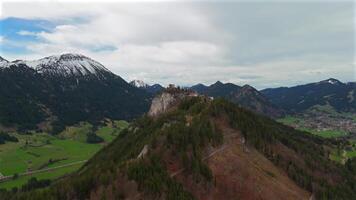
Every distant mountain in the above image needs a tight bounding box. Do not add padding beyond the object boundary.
[190,81,284,117]
[226,84,285,118]
[191,81,241,97]
[130,79,164,94]
[0,56,8,66]
[130,80,149,88]
[0,53,150,131]
[261,78,356,113]
[4,93,355,199]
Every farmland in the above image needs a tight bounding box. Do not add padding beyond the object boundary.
[278,113,356,164]
[278,116,349,138]
[0,120,128,189]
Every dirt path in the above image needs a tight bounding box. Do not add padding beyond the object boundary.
[0,160,87,183]
[170,132,240,178]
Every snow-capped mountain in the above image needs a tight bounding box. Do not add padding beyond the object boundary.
[318,78,342,85]
[2,53,110,78]
[130,80,164,94]
[0,53,150,131]
[0,56,9,67]
[130,80,149,88]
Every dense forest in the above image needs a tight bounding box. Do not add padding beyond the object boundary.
[0,97,354,199]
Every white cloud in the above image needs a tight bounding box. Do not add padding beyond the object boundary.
[17,30,38,36]
[1,1,354,88]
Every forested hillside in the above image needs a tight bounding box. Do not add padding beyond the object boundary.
[261,78,356,113]
[1,95,354,200]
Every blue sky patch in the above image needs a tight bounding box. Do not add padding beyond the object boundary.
[0,17,55,42]
[0,17,57,55]
[92,45,118,52]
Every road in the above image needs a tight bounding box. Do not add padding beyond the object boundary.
[0,160,87,183]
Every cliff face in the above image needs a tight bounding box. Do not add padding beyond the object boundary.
[148,92,177,117]
[148,88,198,117]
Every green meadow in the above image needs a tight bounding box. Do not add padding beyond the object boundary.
[0,164,81,190]
[0,120,128,189]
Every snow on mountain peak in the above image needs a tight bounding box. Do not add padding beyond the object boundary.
[130,80,149,88]
[319,78,342,85]
[26,53,110,76]
[0,56,7,61]
[0,56,9,67]
[327,79,339,85]
[1,53,111,77]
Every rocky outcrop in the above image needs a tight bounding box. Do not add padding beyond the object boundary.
[148,87,198,117]
[137,145,148,159]
[148,92,177,117]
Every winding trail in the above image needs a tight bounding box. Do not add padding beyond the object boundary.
[170,133,239,178]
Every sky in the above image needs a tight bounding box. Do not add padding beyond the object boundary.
[0,0,354,89]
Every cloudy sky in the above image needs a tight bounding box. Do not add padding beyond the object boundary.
[0,0,354,89]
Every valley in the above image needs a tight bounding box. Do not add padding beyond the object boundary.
[0,120,128,189]
[276,104,356,164]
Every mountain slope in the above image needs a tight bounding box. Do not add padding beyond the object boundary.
[261,78,356,113]
[2,90,355,200]
[190,81,284,117]
[0,54,150,131]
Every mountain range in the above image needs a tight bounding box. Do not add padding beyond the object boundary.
[0,54,150,132]
[130,80,284,118]
[190,81,284,117]
[261,78,356,113]
[129,80,164,94]
[1,53,354,133]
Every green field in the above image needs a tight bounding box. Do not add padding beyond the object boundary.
[302,128,348,138]
[0,120,128,189]
[0,164,80,190]
[277,116,302,125]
